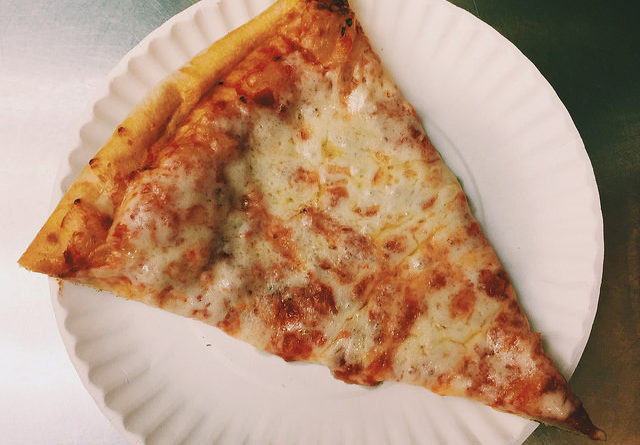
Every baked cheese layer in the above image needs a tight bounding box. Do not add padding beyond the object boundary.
[74,16,577,424]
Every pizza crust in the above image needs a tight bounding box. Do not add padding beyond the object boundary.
[19,0,297,276]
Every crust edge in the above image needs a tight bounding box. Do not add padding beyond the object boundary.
[19,0,300,276]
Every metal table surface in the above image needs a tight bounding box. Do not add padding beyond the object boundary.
[1,0,638,444]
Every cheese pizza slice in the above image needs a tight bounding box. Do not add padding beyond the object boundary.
[20,0,604,440]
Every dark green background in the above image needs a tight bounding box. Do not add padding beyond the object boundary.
[447,1,640,444]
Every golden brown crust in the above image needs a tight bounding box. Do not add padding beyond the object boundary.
[19,83,181,275]
[19,0,300,276]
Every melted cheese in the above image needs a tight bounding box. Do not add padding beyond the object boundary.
[80,23,576,423]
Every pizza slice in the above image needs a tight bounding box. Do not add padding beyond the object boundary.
[20,0,604,440]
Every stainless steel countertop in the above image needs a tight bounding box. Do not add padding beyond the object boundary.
[2,0,637,444]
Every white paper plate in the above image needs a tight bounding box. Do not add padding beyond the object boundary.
[51,0,604,444]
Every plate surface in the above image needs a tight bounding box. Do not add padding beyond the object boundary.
[51,0,604,444]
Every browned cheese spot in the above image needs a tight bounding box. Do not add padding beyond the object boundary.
[422,196,437,210]
[360,274,424,383]
[255,277,337,361]
[428,270,447,289]
[383,235,407,254]
[327,186,349,207]
[479,269,510,300]
[291,166,319,185]
[449,288,477,320]
[354,204,379,217]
